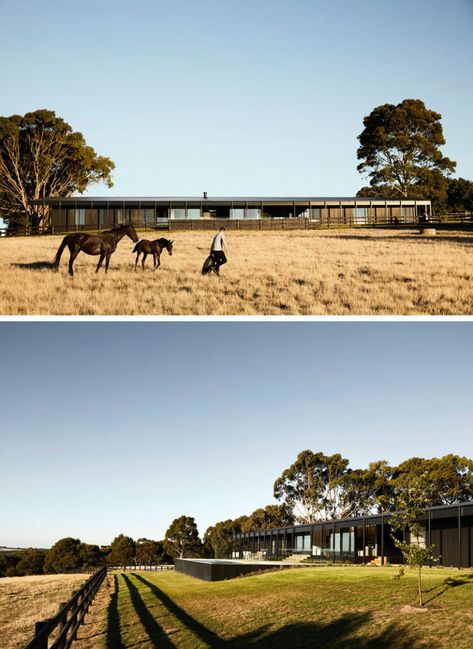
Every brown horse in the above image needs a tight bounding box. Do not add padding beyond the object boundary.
[132,238,173,271]
[54,224,138,276]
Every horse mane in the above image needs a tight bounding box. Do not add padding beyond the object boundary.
[103,223,131,234]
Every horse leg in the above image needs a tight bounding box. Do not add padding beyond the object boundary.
[96,254,105,273]
[142,252,147,270]
[153,253,158,271]
[156,254,161,270]
[105,254,112,272]
[68,247,80,276]
[135,252,140,271]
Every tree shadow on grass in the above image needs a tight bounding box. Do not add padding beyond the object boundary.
[330,233,473,246]
[122,573,176,648]
[132,573,425,649]
[106,574,124,649]
[11,260,56,270]
[424,571,473,604]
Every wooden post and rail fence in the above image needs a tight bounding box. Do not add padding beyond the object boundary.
[24,564,174,648]
[2,212,473,237]
[24,566,107,649]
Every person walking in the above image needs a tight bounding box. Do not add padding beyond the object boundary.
[209,226,228,275]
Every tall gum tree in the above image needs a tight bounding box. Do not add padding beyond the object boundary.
[357,99,455,210]
[0,109,115,231]
[273,450,350,523]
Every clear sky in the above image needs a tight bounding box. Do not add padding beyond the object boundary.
[1,0,472,197]
[1,321,472,548]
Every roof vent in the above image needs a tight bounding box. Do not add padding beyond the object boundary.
[203,191,208,199]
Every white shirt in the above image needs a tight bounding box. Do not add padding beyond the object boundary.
[211,232,227,252]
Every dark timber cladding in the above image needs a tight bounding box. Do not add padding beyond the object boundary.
[32,196,432,232]
[174,558,279,581]
[233,502,473,568]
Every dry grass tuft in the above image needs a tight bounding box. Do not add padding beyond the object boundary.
[1,229,473,315]
[0,573,86,648]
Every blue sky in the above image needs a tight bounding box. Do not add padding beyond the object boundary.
[1,0,472,197]
[1,322,472,547]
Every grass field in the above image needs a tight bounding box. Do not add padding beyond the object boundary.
[0,573,86,648]
[72,566,473,648]
[1,229,473,315]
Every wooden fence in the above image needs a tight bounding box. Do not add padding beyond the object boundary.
[3,212,473,236]
[107,564,175,572]
[24,567,106,649]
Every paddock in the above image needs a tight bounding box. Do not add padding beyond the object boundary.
[1,228,472,316]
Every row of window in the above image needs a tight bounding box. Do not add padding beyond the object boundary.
[73,206,417,225]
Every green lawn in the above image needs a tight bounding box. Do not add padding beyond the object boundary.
[103,566,473,648]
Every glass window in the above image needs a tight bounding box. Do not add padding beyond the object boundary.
[311,208,322,221]
[99,209,105,225]
[116,209,130,224]
[170,208,186,219]
[230,208,261,219]
[143,208,155,225]
[75,208,85,225]
[187,208,201,219]
[354,207,368,223]
[295,534,310,550]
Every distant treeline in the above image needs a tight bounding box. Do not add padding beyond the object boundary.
[0,536,172,578]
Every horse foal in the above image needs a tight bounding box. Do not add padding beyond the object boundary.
[133,238,173,271]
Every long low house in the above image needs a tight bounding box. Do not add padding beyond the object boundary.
[233,502,473,568]
[32,195,432,232]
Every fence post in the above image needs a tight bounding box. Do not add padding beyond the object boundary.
[34,621,49,649]
[56,602,68,649]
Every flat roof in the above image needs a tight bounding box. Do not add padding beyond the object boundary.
[32,195,431,205]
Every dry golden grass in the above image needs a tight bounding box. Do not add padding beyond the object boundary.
[1,228,473,315]
[0,573,86,648]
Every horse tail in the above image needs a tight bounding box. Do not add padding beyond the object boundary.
[132,241,141,253]
[53,236,68,270]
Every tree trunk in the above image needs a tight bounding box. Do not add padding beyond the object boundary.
[418,564,423,606]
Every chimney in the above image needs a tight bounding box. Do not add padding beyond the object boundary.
[203,191,208,199]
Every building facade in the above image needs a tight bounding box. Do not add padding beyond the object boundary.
[32,196,432,232]
[233,502,473,568]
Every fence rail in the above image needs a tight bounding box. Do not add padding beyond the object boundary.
[4,212,473,236]
[107,564,175,572]
[24,566,107,649]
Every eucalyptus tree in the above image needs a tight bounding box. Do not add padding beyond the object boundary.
[357,99,455,210]
[0,109,114,231]
[164,516,202,559]
[273,450,350,523]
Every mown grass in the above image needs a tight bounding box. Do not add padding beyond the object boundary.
[0,573,86,648]
[1,229,473,315]
[74,566,473,648]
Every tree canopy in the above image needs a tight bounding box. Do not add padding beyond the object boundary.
[391,455,473,506]
[0,109,114,231]
[446,177,473,212]
[204,519,237,559]
[164,516,202,559]
[44,537,84,573]
[240,504,295,532]
[273,450,350,523]
[107,534,136,566]
[357,99,455,210]
[272,451,473,524]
